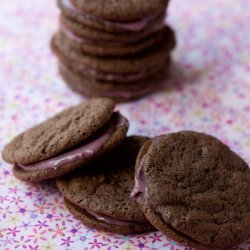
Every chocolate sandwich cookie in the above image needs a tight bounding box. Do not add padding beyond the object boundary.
[60,57,170,83]
[51,30,175,74]
[2,98,129,182]
[58,0,167,33]
[60,14,165,44]
[57,136,154,234]
[71,0,169,21]
[131,131,250,249]
[59,61,169,102]
[59,26,173,57]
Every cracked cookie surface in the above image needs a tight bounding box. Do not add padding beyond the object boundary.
[3,98,115,165]
[57,136,150,221]
[135,131,250,249]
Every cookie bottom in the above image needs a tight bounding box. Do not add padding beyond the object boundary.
[140,204,222,250]
[64,199,154,235]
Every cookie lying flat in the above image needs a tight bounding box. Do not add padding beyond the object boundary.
[59,60,170,102]
[2,98,128,182]
[57,136,154,234]
[70,0,169,21]
[60,57,169,83]
[51,29,175,74]
[58,0,167,33]
[131,131,250,249]
[60,14,165,44]
[59,26,172,57]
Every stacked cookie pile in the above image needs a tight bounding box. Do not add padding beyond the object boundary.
[51,0,176,102]
[2,98,250,249]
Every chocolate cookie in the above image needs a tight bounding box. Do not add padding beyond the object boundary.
[57,136,154,234]
[2,98,129,182]
[51,29,175,74]
[59,61,169,102]
[58,0,167,33]
[60,14,165,44]
[60,57,169,83]
[71,0,169,21]
[59,26,173,57]
[131,131,250,249]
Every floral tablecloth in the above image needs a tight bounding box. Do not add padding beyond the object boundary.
[0,0,249,249]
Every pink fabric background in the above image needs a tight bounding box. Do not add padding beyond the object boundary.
[0,0,249,249]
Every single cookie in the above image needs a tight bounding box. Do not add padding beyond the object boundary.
[51,29,175,73]
[58,0,167,33]
[57,136,154,234]
[59,61,170,102]
[131,131,250,249]
[59,26,173,57]
[2,98,129,181]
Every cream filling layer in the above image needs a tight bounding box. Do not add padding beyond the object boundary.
[86,208,148,226]
[19,112,127,171]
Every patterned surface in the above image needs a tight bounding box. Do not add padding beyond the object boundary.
[0,0,250,249]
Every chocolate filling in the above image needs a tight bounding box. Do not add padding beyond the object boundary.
[19,112,128,171]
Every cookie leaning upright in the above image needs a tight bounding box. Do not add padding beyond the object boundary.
[131,131,250,249]
[52,0,176,102]
[2,98,129,182]
[57,136,154,234]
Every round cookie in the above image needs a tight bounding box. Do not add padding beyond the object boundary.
[59,61,169,102]
[60,14,165,43]
[3,98,114,164]
[57,136,154,234]
[58,0,166,33]
[2,99,129,181]
[51,29,176,74]
[59,26,172,57]
[60,57,169,83]
[131,131,250,249]
[71,0,169,21]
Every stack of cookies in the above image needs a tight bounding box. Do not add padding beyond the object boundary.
[3,98,250,249]
[51,0,176,102]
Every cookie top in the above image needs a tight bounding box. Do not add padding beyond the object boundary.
[133,131,250,249]
[71,0,169,21]
[12,112,129,182]
[2,98,115,165]
[57,136,150,221]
